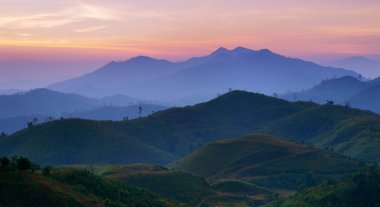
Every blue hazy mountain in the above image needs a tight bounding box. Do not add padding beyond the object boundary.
[0,88,101,119]
[282,76,380,114]
[0,104,167,134]
[49,47,360,103]
[0,89,166,134]
[328,56,380,78]
[282,76,367,103]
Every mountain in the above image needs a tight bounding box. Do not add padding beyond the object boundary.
[0,88,22,95]
[281,76,380,114]
[99,94,140,106]
[0,104,167,134]
[65,104,167,121]
[0,88,168,134]
[328,56,380,77]
[173,134,362,190]
[281,76,367,104]
[49,56,182,98]
[0,88,100,119]
[345,85,380,113]
[1,90,380,165]
[49,47,360,102]
[266,167,380,207]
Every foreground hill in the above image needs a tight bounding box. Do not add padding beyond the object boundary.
[173,134,362,190]
[1,90,380,165]
[0,166,175,207]
[49,47,360,102]
[266,166,380,207]
[66,164,275,207]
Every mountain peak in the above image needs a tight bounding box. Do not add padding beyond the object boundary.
[258,49,274,54]
[129,56,159,62]
[211,47,230,55]
[231,47,253,54]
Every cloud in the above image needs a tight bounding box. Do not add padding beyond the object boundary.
[0,3,121,29]
[74,25,107,33]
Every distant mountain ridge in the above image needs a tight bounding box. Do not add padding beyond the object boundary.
[0,88,166,134]
[281,76,380,114]
[49,47,360,103]
[328,56,380,77]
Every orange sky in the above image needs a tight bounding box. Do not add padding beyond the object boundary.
[0,0,380,88]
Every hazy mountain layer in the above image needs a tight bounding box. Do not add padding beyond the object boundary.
[49,47,360,103]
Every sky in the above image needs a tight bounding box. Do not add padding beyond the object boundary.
[0,0,380,89]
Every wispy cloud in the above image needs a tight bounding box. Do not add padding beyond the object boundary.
[0,3,121,29]
[74,25,107,33]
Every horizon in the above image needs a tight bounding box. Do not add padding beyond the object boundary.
[1,0,380,89]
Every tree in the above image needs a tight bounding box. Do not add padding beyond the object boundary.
[326,100,334,105]
[0,132,6,137]
[0,156,10,170]
[273,93,278,98]
[16,157,32,171]
[42,166,53,176]
[138,106,143,118]
[27,121,33,128]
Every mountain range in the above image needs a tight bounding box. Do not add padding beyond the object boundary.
[1,90,379,166]
[282,76,380,114]
[327,56,380,78]
[49,47,360,103]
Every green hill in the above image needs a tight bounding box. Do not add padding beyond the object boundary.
[266,166,380,207]
[1,90,380,165]
[0,119,175,166]
[0,160,175,207]
[262,105,380,163]
[101,164,214,206]
[173,134,363,190]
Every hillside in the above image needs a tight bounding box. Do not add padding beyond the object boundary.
[66,164,274,207]
[0,119,175,166]
[0,159,175,207]
[49,47,360,102]
[1,90,380,165]
[173,134,362,190]
[266,166,380,207]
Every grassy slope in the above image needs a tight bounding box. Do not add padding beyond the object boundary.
[99,164,214,206]
[261,105,380,163]
[266,167,380,207]
[0,119,175,166]
[0,169,175,207]
[173,134,362,189]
